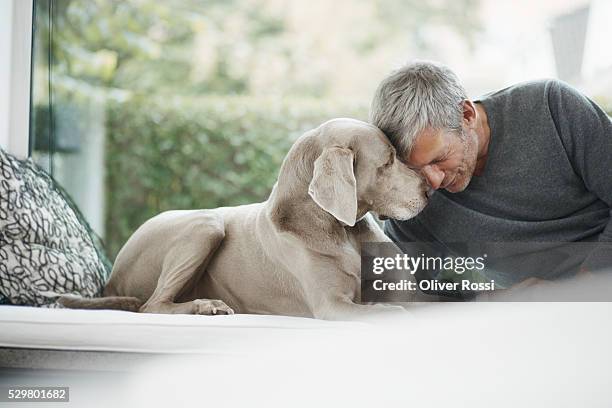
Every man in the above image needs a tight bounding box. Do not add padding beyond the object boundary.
[370,60,612,287]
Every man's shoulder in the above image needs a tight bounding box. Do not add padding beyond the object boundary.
[477,78,563,103]
[476,79,582,123]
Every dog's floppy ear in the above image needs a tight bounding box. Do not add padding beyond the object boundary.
[308,146,357,226]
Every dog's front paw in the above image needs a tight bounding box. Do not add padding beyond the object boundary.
[193,299,234,315]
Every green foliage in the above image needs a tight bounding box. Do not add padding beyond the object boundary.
[33,0,484,259]
[41,0,244,94]
[104,95,367,259]
[43,0,482,98]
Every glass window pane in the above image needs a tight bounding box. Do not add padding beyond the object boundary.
[29,0,611,260]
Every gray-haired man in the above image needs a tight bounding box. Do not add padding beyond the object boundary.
[370,61,612,285]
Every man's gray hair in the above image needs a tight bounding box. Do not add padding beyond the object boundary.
[369,60,467,158]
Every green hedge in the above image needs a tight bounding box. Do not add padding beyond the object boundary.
[104,96,368,259]
[104,96,611,260]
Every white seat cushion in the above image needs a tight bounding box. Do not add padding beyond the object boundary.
[0,306,364,354]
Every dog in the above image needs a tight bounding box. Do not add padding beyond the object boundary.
[60,118,428,320]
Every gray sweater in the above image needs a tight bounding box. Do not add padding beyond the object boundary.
[385,79,612,280]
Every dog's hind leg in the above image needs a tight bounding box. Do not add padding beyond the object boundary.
[139,212,234,315]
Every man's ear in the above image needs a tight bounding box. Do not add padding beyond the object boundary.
[308,146,357,226]
[462,100,477,127]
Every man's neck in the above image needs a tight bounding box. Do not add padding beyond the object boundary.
[474,102,491,175]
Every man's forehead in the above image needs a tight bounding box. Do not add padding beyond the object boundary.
[406,128,447,167]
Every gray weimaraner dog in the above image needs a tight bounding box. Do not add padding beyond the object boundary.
[60,118,428,320]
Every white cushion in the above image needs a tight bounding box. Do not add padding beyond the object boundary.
[0,306,364,354]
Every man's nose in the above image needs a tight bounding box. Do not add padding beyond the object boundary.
[421,165,445,190]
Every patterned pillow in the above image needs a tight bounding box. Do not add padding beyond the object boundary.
[0,147,110,306]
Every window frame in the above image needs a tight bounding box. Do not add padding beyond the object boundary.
[0,0,34,158]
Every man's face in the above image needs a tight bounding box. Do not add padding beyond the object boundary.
[405,127,479,193]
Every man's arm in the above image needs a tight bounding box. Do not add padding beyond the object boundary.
[547,79,612,273]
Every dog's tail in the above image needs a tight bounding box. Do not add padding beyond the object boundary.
[57,294,143,312]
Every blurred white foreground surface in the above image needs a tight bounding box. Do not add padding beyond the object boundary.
[123,302,612,408]
[1,280,612,407]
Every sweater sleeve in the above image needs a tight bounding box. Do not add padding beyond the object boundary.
[547,79,612,272]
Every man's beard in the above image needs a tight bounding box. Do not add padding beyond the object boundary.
[447,129,478,193]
